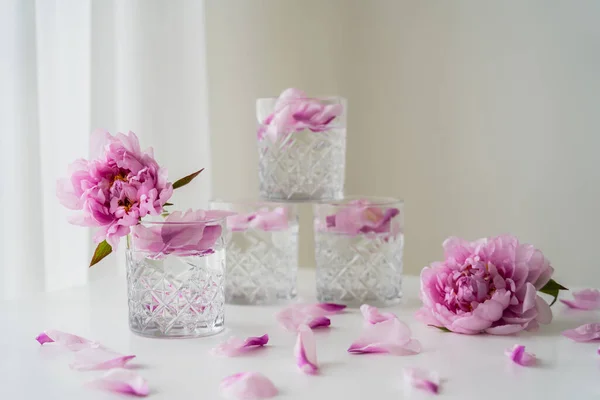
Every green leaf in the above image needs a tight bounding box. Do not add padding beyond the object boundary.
[163,202,174,207]
[428,325,451,332]
[90,240,112,267]
[172,168,204,190]
[539,278,569,306]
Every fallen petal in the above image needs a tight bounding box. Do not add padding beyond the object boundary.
[294,325,318,374]
[220,372,278,400]
[70,348,136,371]
[35,329,99,351]
[308,316,331,330]
[505,344,536,366]
[212,334,269,357]
[348,318,421,355]
[35,332,53,345]
[560,289,600,310]
[562,323,600,342]
[314,303,346,314]
[289,303,346,318]
[276,307,331,332]
[88,368,149,397]
[403,367,440,395]
[360,304,397,324]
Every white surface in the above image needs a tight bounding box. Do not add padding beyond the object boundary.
[206,0,600,286]
[0,269,597,399]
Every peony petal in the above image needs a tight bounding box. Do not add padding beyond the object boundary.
[505,344,536,366]
[71,348,136,371]
[35,332,54,345]
[562,323,600,342]
[227,213,255,231]
[275,305,334,332]
[220,372,278,400]
[313,303,346,315]
[348,318,421,355]
[250,207,289,231]
[308,316,331,329]
[535,295,553,324]
[88,368,149,397]
[484,324,526,335]
[472,299,505,322]
[560,289,600,310]
[360,304,397,324]
[212,334,269,357]
[294,325,318,374]
[403,367,440,395]
[35,329,99,351]
[442,236,473,264]
[451,314,492,332]
[521,283,537,313]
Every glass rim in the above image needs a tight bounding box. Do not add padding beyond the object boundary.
[312,195,404,207]
[209,198,298,209]
[137,214,228,226]
[256,95,347,103]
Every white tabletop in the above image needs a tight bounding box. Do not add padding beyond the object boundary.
[0,269,597,399]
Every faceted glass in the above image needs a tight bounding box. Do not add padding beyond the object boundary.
[257,96,346,201]
[126,217,227,338]
[210,201,299,305]
[313,197,404,307]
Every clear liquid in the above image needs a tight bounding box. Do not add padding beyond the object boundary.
[226,225,299,305]
[258,128,346,201]
[126,249,225,338]
[314,231,403,307]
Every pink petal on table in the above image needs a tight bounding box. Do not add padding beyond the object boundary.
[308,316,331,329]
[212,334,269,357]
[562,323,600,342]
[504,344,536,366]
[360,304,397,324]
[348,318,421,355]
[314,303,346,314]
[35,330,98,351]
[275,307,331,332]
[88,368,149,397]
[294,325,318,375]
[292,303,346,318]
[220,372,278,400]
[403,367,440,395]
[70,347,136,371]
[560,289,600,310]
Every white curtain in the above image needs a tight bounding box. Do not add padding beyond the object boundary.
[0,0,211,299]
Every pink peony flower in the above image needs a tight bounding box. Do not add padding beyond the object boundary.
[416,235,554,335]
[57,130,173,249]
[257,88,343,142]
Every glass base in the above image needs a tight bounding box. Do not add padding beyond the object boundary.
[129,323,224,339]
[126,249,226,340]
